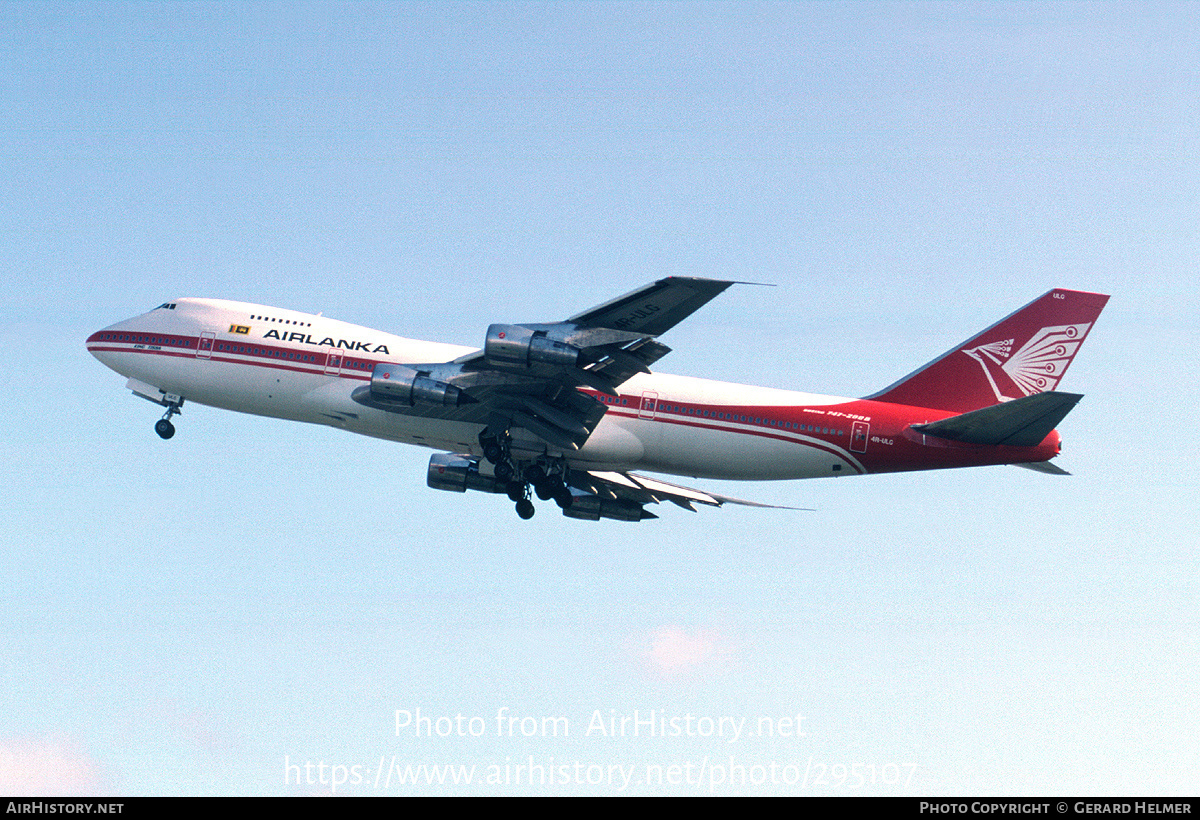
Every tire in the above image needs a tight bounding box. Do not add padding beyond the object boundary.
[516,499,535,520]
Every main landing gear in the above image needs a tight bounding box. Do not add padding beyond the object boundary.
[155,400,183,440]
[479,429,574,520]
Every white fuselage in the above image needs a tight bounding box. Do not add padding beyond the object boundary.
[87,298,868,480]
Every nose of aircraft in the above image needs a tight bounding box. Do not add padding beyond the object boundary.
[85,315,148,373]
[86,302,198,378]
[86,322,123,371]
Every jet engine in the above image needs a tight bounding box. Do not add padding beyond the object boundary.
[426,453,504,494]
[561,493,656,522]
[484,324,580,369]
[371,364,466,406]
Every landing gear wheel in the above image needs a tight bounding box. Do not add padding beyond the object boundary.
[534,479,555,501]
[534,474,566,502]
[506,481,526,502]
[479,429,511,465]
[494,461,515,482]
[554,485,574,510]
[515,498,536,520]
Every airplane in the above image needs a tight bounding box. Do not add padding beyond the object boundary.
[86,279,1109,522]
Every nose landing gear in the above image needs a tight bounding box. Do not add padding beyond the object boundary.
[155,400,183,440]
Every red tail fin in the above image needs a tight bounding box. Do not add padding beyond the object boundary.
[867,289,1110,413]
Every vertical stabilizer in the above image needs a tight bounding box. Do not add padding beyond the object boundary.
[866,289,1109,413]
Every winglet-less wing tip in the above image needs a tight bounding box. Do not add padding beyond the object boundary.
[567,276,739,337]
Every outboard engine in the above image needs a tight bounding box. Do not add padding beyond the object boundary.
[484,324,581,369]
[561,493,656,522]
[426,453,504,494]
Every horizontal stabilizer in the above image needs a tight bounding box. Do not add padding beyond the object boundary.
[1015,461,1072,476]
[911,391,1083,447]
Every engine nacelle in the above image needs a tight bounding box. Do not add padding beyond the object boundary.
[485,324,580,369]
[426,454,504,494]
[561,493,652,522]
[371,363,465,406]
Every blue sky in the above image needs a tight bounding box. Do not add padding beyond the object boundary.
[2,1,1197,795]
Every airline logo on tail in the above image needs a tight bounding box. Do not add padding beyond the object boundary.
[866,289,1109,413]
[963,322,1092,403]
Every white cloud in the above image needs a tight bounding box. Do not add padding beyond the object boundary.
[0,737,105,796]
[636,625,735,679]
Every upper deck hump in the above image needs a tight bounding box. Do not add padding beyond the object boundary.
[171,297,478,362]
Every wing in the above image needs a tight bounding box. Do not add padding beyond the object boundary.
[351,277,736,452]
[566,276,739,336]
[355,277,778,522]
[565,470,805,521]
[426,454,804,522]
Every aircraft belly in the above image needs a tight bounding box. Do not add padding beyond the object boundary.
[184,363,317,420]
[641,421,845,480]
[354,412,483,454]
[573,417,646,466]
[576,414,856,480]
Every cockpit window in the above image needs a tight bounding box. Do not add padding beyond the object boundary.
[154,303,178,310]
